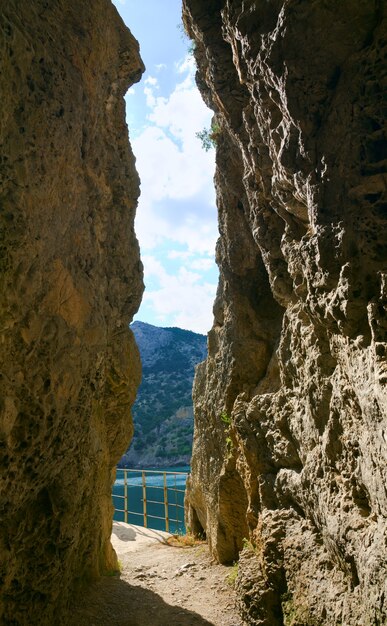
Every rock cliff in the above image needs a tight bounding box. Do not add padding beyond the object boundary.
[0,1,144,623]
[183,1,387,624]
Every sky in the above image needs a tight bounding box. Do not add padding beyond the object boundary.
[111,0,218,334]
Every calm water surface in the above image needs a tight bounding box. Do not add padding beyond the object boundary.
[112,466,190,533]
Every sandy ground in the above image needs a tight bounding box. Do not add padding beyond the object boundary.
[69,522,242,626]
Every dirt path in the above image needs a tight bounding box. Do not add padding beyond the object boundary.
[69,522,242,626]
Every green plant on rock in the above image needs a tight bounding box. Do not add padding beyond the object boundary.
[220,411,231,426]
[281,592,296,625]
[177,21,196,57]
[196,119,222,151]
[242,537,257,553]
[176,21,188,42]
[220,411,234,456]
[281,591,319,626]
[226,561,239,586]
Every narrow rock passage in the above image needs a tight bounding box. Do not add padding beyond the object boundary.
[69,523,242,626]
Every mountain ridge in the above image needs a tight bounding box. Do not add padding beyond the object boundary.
[119,321,207,468]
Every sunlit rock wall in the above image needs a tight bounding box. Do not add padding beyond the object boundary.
[0,1,144,623]
[183,1,387,624]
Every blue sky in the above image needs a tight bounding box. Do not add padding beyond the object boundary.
[111,0,218,334]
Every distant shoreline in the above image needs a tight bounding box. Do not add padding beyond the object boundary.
[117,463,191,473]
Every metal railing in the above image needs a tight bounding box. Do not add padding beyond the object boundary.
[112,468,188,533]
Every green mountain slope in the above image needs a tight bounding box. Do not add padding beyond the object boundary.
[119,321,207,468]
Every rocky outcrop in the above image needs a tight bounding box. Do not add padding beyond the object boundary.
[183,1,387,624]
[0,1,144,623]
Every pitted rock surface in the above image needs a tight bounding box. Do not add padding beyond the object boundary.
[0,1,144,623]
[183,1,387,624]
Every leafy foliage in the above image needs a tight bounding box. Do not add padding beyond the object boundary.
[220,412,231,425]
[196,119,222,151]
[226,562,239,587]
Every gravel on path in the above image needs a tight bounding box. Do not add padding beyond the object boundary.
[69,522,243,626]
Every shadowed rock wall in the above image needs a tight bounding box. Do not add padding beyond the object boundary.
[0,1,144,623]
[183,1,386,624]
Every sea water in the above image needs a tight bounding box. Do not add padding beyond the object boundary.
[112,466,190,534]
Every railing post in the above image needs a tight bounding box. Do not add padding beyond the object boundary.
[163,472,169,533]
[124,469,128,524]
[173,472,178,529]
[142,470,147,528]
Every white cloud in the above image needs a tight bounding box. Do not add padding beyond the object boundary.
[142,255,166,279]
[131,54,218,332]
[155,63,167,71]
[148,83,207,144]
[142,256,216,333]
[145,76,158,86]
[176,55,196,75]
[143,86,156,108]
[133,56,217,254]
[167,250,193,260]
[190,258,215,271]
[134,125,214,201]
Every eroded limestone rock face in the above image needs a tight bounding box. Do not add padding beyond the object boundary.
[183,1,387,624]
[0,1,144,623]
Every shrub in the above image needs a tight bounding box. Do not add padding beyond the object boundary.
[196,119,221,151]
